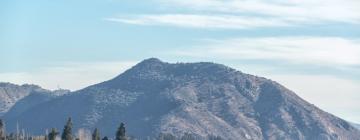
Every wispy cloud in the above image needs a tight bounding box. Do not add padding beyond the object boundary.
[170,37,360,66]
[161,0,360,23]
[106,14,293,29]
[107,0,360,29]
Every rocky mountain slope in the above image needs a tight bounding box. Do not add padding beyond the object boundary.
[4,88,70,119]
[0,82,69,116]
[0,83,44,116]
[3,58,360,140]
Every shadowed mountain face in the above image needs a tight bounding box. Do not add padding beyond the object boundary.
[4,58,360,140]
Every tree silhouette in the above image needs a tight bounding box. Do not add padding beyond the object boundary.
[92,128,100,140]
[48,128,59,140]
[0,119,5,140]
[101,136,109,140]
[61,118,73,140]
[116,123,127,140]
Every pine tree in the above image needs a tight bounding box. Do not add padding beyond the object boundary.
[115,123,127,140]
[61,118,73,140]
[92,128,100,140]
[101,136,108,140]
[0,119,5,140]
[48,128,59,140]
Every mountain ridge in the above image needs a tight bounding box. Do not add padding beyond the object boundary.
[3,58,360,140]
[0,82,70,116]
[0,82,46,116]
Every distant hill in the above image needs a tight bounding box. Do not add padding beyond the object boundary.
[3,58,360,140]
[0,82,69,116]
[4,88,69,119]
[0,83,45,116]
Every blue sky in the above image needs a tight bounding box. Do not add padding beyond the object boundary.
[1,0,360,123]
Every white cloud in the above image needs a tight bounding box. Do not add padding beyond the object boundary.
[160,0,360,24]
[108,0,360,29]
[170,37,360,66]
[0,61,136,91]
[106,14,293,29]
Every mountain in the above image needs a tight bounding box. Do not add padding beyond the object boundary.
[0,83,44,116]
[3,58,360,140]
[0,82,70,117]
[4,88,70,119]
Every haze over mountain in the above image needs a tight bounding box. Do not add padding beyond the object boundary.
[2,58,360,140]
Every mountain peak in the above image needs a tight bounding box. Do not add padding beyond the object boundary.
[127,58,168,73]
[139,58,163,64]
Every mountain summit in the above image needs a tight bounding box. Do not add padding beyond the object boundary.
[4,58,360,140]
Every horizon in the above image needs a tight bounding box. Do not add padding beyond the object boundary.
[1,0,360,126]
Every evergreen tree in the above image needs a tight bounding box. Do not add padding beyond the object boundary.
[0,119,5,140]
[61,118,73,140]
[101,136,108,140]
[92,128,100,140]
[115,123,127,140]
[48,128,59,140]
